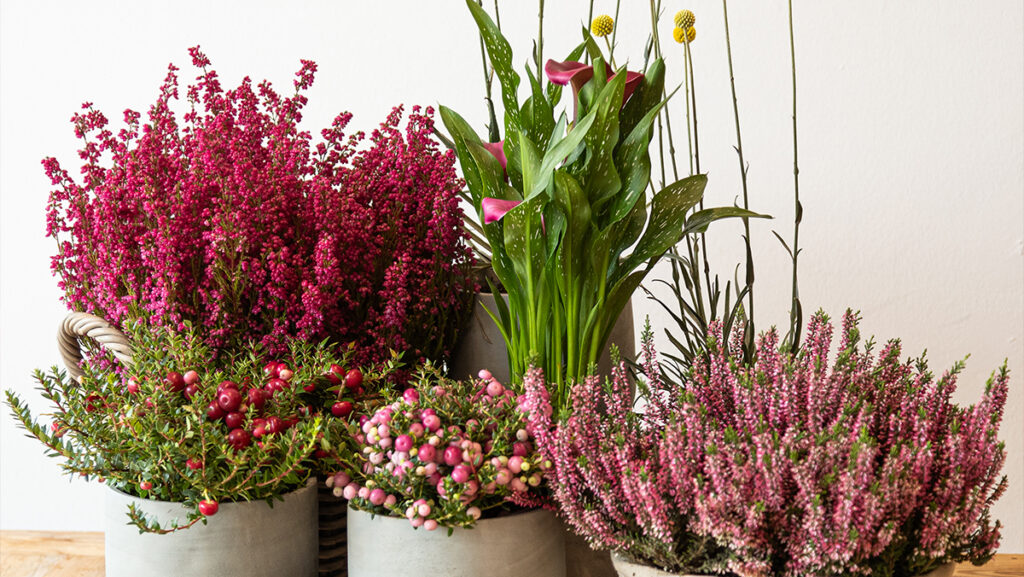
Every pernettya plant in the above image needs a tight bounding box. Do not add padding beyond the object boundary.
[526,312,1008,577]
[5,320,394,533]
[441,0,765,405]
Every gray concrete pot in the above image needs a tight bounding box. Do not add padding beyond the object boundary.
[347,507,565,577]
[565,523,616,577]
[449,293,635,384]
[105,478,317,577]
[611,552,956,577]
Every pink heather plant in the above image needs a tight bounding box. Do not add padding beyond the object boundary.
[44,47,474,365]
[334,365,550,529]
[527,312,1008,577]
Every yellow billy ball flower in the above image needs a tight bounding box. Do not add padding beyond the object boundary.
[673,26,697,44]
[591,14,614,37]
[674,9,695,30]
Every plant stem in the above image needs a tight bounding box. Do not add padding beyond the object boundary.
[537,0,546,80]
[722,0,756,350]
[786,0,803,352]
[587,0,595,64]
[682,39,694,176]
[611,0,622,66]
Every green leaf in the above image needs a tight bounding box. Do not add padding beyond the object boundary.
[609,84,679,225]
[619,58,666,152]
[624,174,709,273]
[439,106,485,205]
[522,67,555,151]
[525,110,597,202]
[683,207,771,236]
[502,196,546,292]
[466,0,520,138]
[583,68,625,211]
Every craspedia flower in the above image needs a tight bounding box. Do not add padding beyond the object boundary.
[591,14,614,37]
[674,10,695,29]
[673,26,696,44]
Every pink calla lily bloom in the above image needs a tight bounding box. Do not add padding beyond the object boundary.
[482,197,522,224]
[544,60,645,109]
[482,140,507,172]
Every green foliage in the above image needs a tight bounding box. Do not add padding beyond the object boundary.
[5,320,396,534]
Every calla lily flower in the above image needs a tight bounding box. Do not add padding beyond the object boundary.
[482,140,507,172]
[482,197,522,224]
[544,59,645,109]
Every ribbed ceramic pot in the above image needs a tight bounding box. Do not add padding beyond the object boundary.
[449,292,635,384]
[104,478,317,577]
[611,552,957,577]
[347,507,565,577]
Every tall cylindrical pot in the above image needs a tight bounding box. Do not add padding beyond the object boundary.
[318,475,348,577]
[611,552,957,577]
[105,478,317,577]
[347,507,565,577]
[449,292,635,383]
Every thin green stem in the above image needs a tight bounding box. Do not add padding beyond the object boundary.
[537,0,545,80]
[723,0,755,346]
[684,37,713,306]
[611,0,622,65]
[787,0,803,352]
[587,0,595,65]
[604,36,617,69]
[682,40,694,176]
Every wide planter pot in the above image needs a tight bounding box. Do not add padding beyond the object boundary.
[450,292,636,384]
[104,478,317,577]
[610,552,956,577]
[347,506,565,577]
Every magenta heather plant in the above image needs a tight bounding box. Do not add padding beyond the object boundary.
[527,313,1008,577]
[44,47,474,365]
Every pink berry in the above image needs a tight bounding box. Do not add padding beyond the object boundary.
[451,464,472,484]
[478,369,492,380]
[333,472,351,488]
[417,503,431,517]
[513,442,530,457]
[423,415,441,432]
[486,381,504,397]
[443,446,462,466]
[358,486,370,500]
[417,444,436,463]
[496,469,512,486]
[410,517,424,528]
[508,456,524,474]
[341,483,358,500]
[369,488,386,506]
[424,519,438,531]
[395,435,413,452]
[402,388,420,404]
[384,495,397,507]
[467,506,482,520]
[183,370,200,385]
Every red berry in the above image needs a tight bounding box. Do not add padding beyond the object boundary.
[265,416,284,435]
[263,361,281,379]
[266,378,288,393]
[186,458,204,470]
[126,379,140,394]
[217,388,242,412]
[207,401,225,421]
[278,368,295,382]
[247,388,267,410]
[218,380,238,391]
[164,371,186,392]
[331,401,353,418]
[184,384,200,400]
[227,428,251,450]
[85,394,103,412]
[224,411,244,429]
[344,369,363,390]
[198,500,219,516]
[252,425,267,439]
[302,381,316,393]
[183,370,200,385]
[140,481,153,491]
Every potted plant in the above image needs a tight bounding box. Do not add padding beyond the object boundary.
[440,0,765,402]
[523,314,1008,577]
[6,315,393,577]
[333,364,564,577]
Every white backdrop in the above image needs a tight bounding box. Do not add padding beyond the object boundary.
[2,0,1021,552]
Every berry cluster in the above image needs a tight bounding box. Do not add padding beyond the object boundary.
[335,366,550,529]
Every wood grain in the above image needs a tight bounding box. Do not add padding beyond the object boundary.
[0,531,1020,577]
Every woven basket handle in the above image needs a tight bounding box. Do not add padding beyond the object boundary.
[57,312,134,382]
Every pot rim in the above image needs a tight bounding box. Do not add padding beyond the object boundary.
[349,504,551,526]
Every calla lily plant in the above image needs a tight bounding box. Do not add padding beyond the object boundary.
[441,0,766,408]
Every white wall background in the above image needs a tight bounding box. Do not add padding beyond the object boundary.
[2,0,1021,553]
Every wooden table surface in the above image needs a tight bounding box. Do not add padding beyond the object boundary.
[0,531,1021,576]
